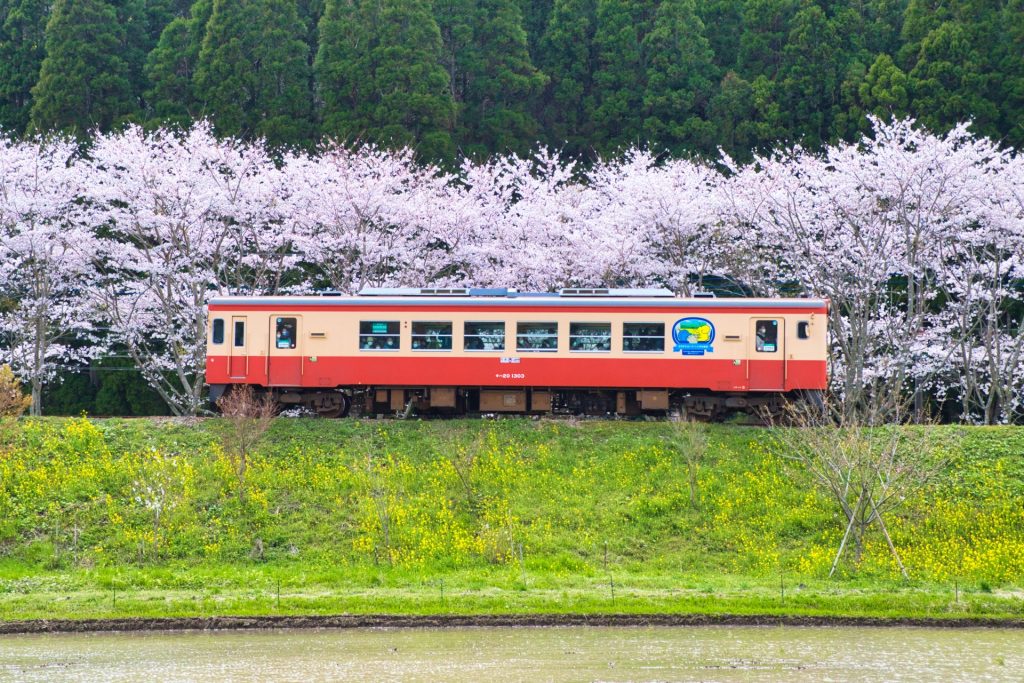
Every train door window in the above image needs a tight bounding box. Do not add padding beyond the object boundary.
[212,318,225,345]
[275,317,297,349]
[359,321,400,350]
[233,320,246,347]
[412,322,453,350]
[623,322,665,352]
[569,322,611,351]
[797,321,810,339]
[755,319,778,352]
[464,321,505,350]
[517,322,558,352]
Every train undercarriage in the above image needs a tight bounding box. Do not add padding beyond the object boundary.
[211,384,823,422]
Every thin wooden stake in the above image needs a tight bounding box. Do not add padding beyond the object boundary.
[868,492,909,580]
[520,543,528,587]
[830,491,863,577]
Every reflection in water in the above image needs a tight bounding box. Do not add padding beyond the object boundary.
[1,625,1022,682]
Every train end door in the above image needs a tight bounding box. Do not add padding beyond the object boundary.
[748,318,785,391]
[268,315,303,387]
[228,316,248,378]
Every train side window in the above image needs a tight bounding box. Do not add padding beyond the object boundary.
[623,322,665,352]
[465,321,505,351]
[412,321,453,350]
[517,322,558,352]
[797,321,810,339]
[234,320,245,347]
[569,322,611,351]
[359,321,400,350]
[212,318,225,345]
[755,319,778,352]
[275,317,297,349]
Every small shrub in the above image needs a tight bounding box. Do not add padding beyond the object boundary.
[0,364,31,418]
[215,385,276,504]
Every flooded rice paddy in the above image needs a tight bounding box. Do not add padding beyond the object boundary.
[1,624,1022,682]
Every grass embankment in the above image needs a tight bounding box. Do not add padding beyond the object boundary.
[1,417,1023,624]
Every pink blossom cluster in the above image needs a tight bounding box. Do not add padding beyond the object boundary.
[1,118,1022,421]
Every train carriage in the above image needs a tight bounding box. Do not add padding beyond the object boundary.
[205,287,828,418]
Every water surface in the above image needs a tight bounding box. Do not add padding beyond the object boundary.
[1,625,1021,682]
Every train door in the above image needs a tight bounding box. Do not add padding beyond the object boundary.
[748,318,785,391]
[268,315,302,386]
[228,316,248,377]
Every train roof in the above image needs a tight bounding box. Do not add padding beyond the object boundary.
[209,288,827,310]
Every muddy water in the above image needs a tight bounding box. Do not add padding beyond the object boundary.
[1,625,1022,682]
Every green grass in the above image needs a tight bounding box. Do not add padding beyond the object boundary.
[1,417,1023,622]
[2,563,1021,622]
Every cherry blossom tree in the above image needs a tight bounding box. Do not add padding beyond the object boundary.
[82,124,289,416]
[583,151,727,293]
[929,144,1024,423]
[719,118,1015,420]
[460,148,742,295]
[722,141,904,416]
[459,149,588,290]
[284,143,477,294]
[0,136,97,415]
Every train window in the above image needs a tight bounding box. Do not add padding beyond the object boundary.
[359,321,399,350]
[755,319,778,352]
[569,323,611,352]
[797,321,810,339]
[275,317,297,349]
[623,322,665,352]
[517,322,558,352]
[233,320,245,347]
[412,322,453,350]
[212,318,225,345]
[465,322,505,351]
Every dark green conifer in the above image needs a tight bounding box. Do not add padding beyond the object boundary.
[437,0,546,157]
[698,0,743,70]
[144,0,194,48]
[857,53,910,119]
[641,0,717,154]
[315,0,455,159]
[537,0,597,155]
[737,0,800,79]
[29,0,139,134]
[517,0,552,58]
[589,0,654,151]
[194,0,312,146]
[776,4,842,146]
[898,0,950,67]
[860,0,905,57]
[907,20,999,137]
[709,71,759,158]
[999,0,1024,146]
[0,0,48,133]
[145,0,212,127]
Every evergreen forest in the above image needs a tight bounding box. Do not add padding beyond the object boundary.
[3,0,1022,161]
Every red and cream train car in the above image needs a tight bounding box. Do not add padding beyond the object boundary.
[205,288,828,418]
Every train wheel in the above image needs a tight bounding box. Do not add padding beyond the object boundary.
[315,394,350,418]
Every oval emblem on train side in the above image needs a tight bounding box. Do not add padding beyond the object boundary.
[672,317,715,356]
